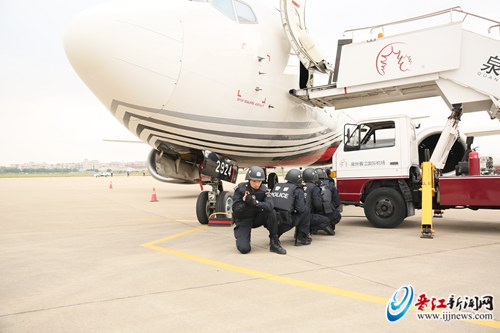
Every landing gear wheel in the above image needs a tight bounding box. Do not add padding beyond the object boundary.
[196,191,210,224]
[267,172,278,190]
[364,188,406,228]
[215,191,233,218]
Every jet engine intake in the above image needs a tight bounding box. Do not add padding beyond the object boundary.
[147,149,200,183]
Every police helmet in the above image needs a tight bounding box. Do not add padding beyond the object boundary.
[316,168,327,180]
[285,169,303,185]
[245,166,265,181]
[302,168,318,183]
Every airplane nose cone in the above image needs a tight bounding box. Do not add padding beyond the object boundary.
[64,0,183,109]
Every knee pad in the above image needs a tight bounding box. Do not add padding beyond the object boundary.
[238,245,251,254]
[236,241,251,254]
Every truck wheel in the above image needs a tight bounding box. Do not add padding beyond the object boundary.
[364,188,406,228]
[196,191,210,224]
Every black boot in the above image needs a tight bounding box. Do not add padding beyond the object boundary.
[322,225,336,236]
[270,236,286,255]
[295,233,312,246]
[294,230,311,241]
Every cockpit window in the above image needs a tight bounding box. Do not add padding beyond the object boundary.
[234,0,257,24]
[211,0,257,23]
[212,0,236,21]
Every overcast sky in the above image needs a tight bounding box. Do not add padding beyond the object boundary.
[1,0,499,165]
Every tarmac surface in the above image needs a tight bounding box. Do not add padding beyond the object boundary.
[1,176,499,332]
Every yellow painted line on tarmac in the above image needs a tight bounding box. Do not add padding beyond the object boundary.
[147,242,388,304]
[142,225,208,246]
[465,320,500,329]
[143,226,386,305]
[142,227,500,330]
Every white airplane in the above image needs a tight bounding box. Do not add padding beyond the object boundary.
[64,0,346,223]
[64,0,499,223]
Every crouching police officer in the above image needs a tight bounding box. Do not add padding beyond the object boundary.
[302,168,335,235]
[271,169,312,246]
[232,166,286,255]
[316,168,342,232]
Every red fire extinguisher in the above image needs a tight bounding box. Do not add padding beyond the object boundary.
[469,150,480,176]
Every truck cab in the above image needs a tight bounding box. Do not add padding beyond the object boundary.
[333,115,422,228]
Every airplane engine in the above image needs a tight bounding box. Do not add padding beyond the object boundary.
[147,148,235,225]
[147,149,200,184]
[417,127,467,174]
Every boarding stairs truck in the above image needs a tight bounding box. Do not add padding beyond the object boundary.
[280,2,500,233]
[281,2,500,167]
[331,114,500,231]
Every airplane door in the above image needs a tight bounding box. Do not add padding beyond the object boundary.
[279,0,330,73]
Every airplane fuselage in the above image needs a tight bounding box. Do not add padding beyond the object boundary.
[65,0,339,169]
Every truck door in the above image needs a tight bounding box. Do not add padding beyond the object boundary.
[340,121,403,178]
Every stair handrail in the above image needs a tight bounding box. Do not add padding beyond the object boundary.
[343,7,500,38]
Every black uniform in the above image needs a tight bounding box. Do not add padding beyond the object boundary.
[319,179,342,228]
[304,182,333,234]
[271,182,311,241]
[232,182,278,254]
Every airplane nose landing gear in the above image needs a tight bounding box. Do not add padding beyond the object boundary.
[196,150,238,224]
[196,178,233,224]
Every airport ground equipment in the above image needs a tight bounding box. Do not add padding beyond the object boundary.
[283,3,499,168]
[281,2,500,229]
[207,212,233,226]
[331,114,500,229]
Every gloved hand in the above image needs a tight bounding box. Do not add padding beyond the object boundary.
[245,194,258,207]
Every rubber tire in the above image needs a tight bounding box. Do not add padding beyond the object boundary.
[215,191,233,218]
[196,191,210,224]
[364,187,406,228]
[267,172,278,190]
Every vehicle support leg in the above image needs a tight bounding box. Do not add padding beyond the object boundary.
[420,161,435,238]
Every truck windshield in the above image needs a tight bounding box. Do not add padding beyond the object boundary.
[344,121,395,151]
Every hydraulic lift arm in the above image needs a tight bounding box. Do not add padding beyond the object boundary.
[429,104,463,170]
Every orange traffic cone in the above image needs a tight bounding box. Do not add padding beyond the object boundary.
[109,181,113,189]
[150,187,158,202]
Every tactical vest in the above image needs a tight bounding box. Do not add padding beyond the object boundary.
[233,183,270,220]
[320,180,335,213]
[270,182,296,211]
[303,182,315,209]
[238,183,268,201]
